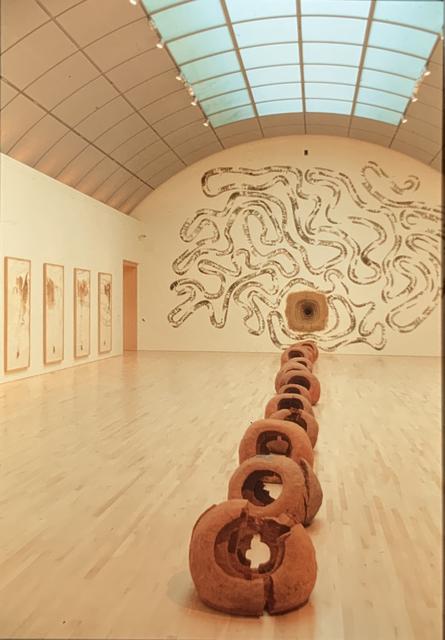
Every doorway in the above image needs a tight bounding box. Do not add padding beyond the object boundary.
[123,260,138,351]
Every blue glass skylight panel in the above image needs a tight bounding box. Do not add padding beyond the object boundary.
[301,0,371,18]
[226,0,296,21]
[193,72,246,101]
[247,65,300,85]
[305,99,352,114]
[301,17,367,44]
[151,0,225,40]
[354,103,401,125]
[357,87,407,112]
[241,43,299,68]
[368,22,437,58]
[168,27,233,64]
[304,43,362,65]
[360,69,416,97]
[374,1,444,33]
[252,83,301,102]
[180,51,240,84]
[233,18,298,48]
[305,83,355,101]
[304,65,359,84]
[209,105,255,127]
[201,89,251,115]
[364,48,426,79]
[257,100,303,115]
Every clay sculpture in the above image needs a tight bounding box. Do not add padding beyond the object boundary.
[269,408,319,447]
[227,454,322,526]
[265,392,314,417]
[278,383,312,400]
[275,360,312,391]
[239,418,314,467]
[275,370,321,405]
[189,499,317,616]
[280,344,313,364]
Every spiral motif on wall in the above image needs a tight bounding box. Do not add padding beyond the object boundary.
[168,162,442,351]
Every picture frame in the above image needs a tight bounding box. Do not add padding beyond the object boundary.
[4,256,31,372]
[74,268,90,359]
[98,272,112,354]
[43,263,64,364]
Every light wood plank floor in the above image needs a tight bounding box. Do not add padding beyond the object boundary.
[0,351,441,640]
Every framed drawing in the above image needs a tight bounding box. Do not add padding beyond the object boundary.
[74,268,90,358]
[43,263,64,364]
[4,257,31,372]
[98,272,112,354]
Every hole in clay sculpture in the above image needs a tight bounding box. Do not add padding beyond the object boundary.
[288,375,310,390]
[245,534,271,569]
[289,349,305,359]
[241,471,283,506]
[284,412,308,430]
[257,431,292,456]
[278,396,304,411]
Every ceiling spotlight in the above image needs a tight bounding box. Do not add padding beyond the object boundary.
[175,74,183,82]
[156,41,164,49]
[191,98,198,106]
[129,0,138,4]
[411,96,418,102]
[423,69,431,76]
[187,86,195,96]
[203,120,209,127]
[401,117,408,124]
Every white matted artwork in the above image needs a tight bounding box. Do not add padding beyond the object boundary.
[44,263,64,364]
[98,272,112,354]
[74,268,90,358]
[4,257,31,372]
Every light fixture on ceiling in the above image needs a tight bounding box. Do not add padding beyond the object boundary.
[203,120,209,127]
[156,40,164,49]
[191,98,198,106]
[423,69,431,76]
[187,86,195,96]
[175,74,183,82]
[129,0,138,5]
[411,96,418,102]
[401,117,408,124]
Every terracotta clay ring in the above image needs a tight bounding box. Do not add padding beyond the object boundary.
[269,408,319,448]
[239,418,314,467]
[278,383,311,401]
[279,356,313,372]
[189,499,317,616]
[227,454,323,526]
[275,362,311,391]
[293,341,319,362]
[265,393,314,417]
[280,344,314,366]
[276,370,320,405]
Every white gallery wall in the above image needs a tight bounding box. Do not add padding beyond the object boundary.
[0,154,147,383]
[133,135,442,356]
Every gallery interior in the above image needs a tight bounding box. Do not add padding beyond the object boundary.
[0,0,442,638]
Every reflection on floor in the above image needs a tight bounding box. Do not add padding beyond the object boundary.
[0,351,441,640]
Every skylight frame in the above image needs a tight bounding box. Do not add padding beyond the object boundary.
[143,0,443,133]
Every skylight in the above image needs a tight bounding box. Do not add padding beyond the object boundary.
[142,0,443,129]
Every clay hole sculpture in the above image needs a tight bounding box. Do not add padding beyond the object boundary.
[189,499,317,616]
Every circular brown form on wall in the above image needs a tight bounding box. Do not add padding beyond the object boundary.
[227,454,322,526]
[285,291,328,332]
[238,418,314,467]
[189,499,317,616]
[275,361,312,391]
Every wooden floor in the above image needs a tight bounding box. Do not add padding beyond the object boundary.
[0,351,441,640]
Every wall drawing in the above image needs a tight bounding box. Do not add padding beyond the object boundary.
[168,162,442,351]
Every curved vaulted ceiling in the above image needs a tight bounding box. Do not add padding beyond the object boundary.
[0,0,442,214]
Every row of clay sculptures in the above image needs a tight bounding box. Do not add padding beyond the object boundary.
[189,340,323,616]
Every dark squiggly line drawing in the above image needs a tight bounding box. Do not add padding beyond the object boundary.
[168,163,442,351]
